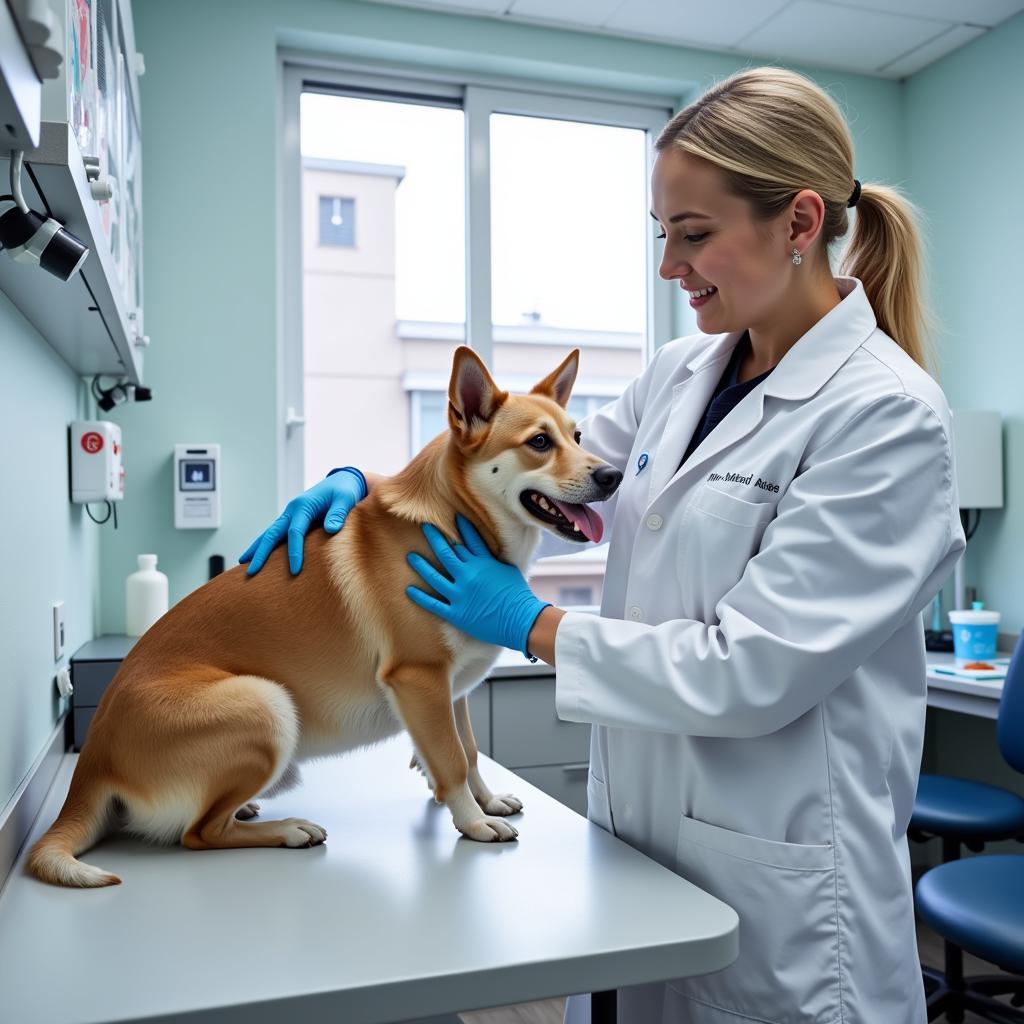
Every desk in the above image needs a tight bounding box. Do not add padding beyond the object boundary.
[927,652,1005,720]
[0,736,738,1024]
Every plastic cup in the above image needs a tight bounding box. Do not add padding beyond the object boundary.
[948,609,1000,667]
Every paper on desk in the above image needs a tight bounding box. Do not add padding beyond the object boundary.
[929,658,1009,681]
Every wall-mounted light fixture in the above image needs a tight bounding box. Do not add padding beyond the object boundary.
[0,150,89,281]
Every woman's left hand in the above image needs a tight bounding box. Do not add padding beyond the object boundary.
[406,514,550,657]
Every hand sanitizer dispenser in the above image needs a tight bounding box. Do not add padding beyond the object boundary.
[174,444,221,529]
[70,421,124,502]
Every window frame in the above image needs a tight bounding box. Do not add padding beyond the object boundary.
[278,54,675,505]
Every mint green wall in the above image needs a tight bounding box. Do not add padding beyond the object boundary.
[905,11,1024,638]
[0,294,100,809]
[107,0,907,632]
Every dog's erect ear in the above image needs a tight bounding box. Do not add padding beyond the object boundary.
[448,346,507,437]
[530,349,579,409]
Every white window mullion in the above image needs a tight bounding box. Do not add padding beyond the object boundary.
[464,86,494,369]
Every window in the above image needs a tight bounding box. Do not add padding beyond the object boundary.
[318,196,355,247]
[282,63,673,607]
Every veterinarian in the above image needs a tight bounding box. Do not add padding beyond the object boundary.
[243,67,965,1023]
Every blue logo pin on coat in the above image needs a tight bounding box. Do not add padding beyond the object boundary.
[636,451,649,475]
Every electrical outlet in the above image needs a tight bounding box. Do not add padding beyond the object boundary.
[52,601,65,660]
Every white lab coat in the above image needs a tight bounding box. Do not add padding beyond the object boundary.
[540,277,965,1023]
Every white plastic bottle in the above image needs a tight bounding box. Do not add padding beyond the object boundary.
[125,554,169,636]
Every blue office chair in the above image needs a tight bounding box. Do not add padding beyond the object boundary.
[913,632,1024,1022]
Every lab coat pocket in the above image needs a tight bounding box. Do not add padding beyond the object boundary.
[668,814,840,1024]
[679,487,776,621]
[691,485,776,528]
[586,770,614,835]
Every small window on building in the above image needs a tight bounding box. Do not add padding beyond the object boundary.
[558,585,593,606]
[319,196,355,247]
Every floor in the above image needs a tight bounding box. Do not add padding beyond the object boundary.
[458,920,1021,1024]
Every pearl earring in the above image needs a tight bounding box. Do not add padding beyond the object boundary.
[791,248,802,266]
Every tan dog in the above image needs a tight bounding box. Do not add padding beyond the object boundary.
[30,346,622,887]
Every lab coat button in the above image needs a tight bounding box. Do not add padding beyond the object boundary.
[629,606,642,621]
[646,514,663,530]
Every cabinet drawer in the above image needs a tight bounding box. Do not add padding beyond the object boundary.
[71,660,121,706]
[514,763,589,817]
[491,677,590,768]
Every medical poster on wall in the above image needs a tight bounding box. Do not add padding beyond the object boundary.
[68,0,96,154]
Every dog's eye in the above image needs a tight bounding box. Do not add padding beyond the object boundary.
[527,434,551,451]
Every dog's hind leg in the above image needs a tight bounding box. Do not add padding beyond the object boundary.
[180,676,327,851]
[234,759,301,819]
[380,663,517,843]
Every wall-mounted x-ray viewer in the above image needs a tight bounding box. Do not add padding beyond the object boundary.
[174,444,221,529]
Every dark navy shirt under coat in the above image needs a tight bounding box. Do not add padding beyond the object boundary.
[679,332,775,472]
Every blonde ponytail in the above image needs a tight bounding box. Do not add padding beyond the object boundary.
[838,183,936,373]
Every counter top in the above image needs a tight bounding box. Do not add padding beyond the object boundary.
[926,651,1007,719]
[0,736,738,1024]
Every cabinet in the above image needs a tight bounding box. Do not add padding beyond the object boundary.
[487,674,591,816]
[69,633,134,750]
[0,0,145,382]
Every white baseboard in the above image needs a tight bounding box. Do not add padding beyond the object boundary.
[0,713,68,893]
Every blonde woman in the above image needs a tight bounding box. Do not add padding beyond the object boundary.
[245,67,965,1022]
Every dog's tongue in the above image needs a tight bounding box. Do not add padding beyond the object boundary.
[551,499,604,544]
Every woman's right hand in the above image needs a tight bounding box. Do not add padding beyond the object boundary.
[239,467,367,576]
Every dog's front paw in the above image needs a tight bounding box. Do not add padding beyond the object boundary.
[481,793,523,815]
[280,818,328,848]
[459,816,519,842]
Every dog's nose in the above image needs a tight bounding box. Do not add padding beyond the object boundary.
[591,465,623,495]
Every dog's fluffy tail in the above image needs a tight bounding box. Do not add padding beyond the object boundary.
[27,767,121,888]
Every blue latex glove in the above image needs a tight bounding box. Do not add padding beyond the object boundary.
[406,514,550,658]
[239,467,366,576]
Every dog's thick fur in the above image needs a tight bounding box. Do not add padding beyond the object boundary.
[29,347,621,887]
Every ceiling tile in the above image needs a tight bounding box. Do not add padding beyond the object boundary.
[879,22,987,76]
[814,0,1024,29]
[343,0,1019,77]
[510,0,624,28]
[604,0,791,50]
[737,0,954,74]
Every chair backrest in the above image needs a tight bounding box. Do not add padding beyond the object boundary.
[997,631,1024,773]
